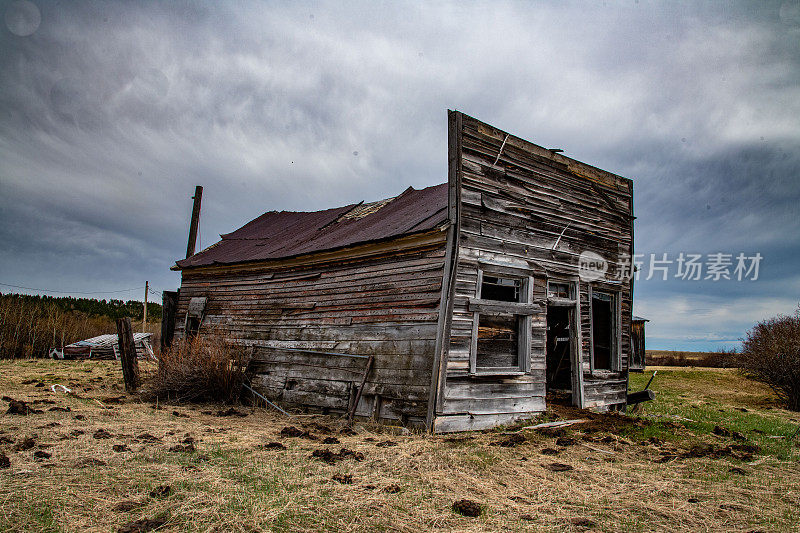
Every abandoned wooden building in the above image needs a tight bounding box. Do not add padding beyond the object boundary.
[167,111,635,432]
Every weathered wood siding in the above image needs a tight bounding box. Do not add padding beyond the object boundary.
[175,241,447,427]
[434,111,634,431]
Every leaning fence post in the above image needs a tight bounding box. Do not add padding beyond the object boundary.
[116,317,139,392]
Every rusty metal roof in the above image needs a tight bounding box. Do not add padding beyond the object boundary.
[175,183,448,269]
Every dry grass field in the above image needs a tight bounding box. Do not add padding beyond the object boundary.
[1,360,799,532]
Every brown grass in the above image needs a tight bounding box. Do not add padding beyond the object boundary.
[1,360,799,532]
[149,334,248,404]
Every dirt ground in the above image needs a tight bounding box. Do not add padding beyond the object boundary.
[1,360,799,532]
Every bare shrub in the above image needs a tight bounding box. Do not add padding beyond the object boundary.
[740,307,800,411]
[150,333,249,403]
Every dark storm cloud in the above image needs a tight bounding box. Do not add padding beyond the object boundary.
[1,0,799,348]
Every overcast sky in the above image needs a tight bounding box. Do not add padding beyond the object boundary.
[1,0,799,350]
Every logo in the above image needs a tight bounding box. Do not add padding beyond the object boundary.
[578,251,608,282]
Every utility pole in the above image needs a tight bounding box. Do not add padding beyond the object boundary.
[142,281,148,334]
[186,185,203,259]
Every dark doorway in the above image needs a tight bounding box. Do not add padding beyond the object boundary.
[546,306,573,394]
[592,292,613,370]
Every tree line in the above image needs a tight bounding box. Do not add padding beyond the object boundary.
[0,292,162,359]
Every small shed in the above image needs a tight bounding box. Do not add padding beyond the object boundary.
[56,333,154,360]
[168,111,637,432]
[630,316,649,371]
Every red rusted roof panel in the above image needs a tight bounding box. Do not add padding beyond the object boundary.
[176,183,448,268]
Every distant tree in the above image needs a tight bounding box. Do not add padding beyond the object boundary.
[740,306,800,411]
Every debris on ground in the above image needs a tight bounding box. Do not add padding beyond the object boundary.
[452,499,483,517]
[332,473,353,484]
[322,436,340,444]
[540,448,560,455]
[375,440,398,447]
[112,444,129,452]
[311,448,365,464]
[172,411,189,418]
[48,406,71,412]
[33,450,51,460]
[382,484,401,493]
[261,442,287,450]
[0,452,10,468]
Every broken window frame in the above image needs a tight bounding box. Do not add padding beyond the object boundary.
[469,270,534,375]
[588,287,620,373]
[184,297,207,340]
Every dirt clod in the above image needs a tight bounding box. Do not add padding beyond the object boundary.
[172,411,189,418]
[311,447,365,464]
[48,406,71,412]
[168,443,196,453]
[730,466,747,475]
[5,399,42,415]
[112,500,143,512]
[492,433,526,447]
[540,448,560,455]
[33,450,51,460]
[571,517,597,529]
[280,426,316,439]
[93,429,113,439]
[217,407,247,417]
[262,442,287,450]
[14,437,36,451]
[149,485,172,499]
[75,457,107,467]
[332,473,353,484]
[545,462,573,472]
[713,425,746,441]
[112,444,129,452]
[555,437,577,447]
[383,484,401,493]
[137,433,161,443]
[452,499,482,517]
[117,518,166,533]
[0,452,10,468]
[280,426,304,437]
[322,436,340,444]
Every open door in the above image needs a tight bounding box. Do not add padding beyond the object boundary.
[546,281,583,407]
[546,304,574,403]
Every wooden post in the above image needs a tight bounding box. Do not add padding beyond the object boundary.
[186,185,203,259]
[116,317,139,392]
[161,291,178,351]
[142,281,148,334]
